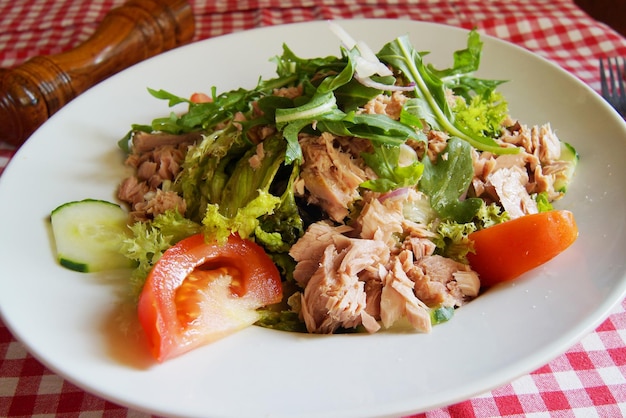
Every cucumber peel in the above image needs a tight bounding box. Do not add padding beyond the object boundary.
[554,142,579,193]
[50,199,133,272]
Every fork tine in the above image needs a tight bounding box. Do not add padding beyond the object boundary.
[598,58,609,97]
[599,57,626,117]
[609,57,618,96]
[608,58,616,97]
[615,58,626,97]
[600,58,609,97]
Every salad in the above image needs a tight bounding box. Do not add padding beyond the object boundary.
[50,23,578,362]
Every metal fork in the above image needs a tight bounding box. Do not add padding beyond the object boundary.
[599,57,626,117]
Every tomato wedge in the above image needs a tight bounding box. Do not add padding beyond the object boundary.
[189,92,212,103]
[467,210,578,288]
[138,233,282,362]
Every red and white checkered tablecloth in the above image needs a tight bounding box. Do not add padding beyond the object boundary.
[1,1,625,417]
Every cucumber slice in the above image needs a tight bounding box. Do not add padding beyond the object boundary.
[50,199,133,272]
[554,141,579,193]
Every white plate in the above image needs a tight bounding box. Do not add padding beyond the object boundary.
[1,19,625,418]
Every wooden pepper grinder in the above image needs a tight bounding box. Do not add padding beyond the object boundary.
[0,0,195,147]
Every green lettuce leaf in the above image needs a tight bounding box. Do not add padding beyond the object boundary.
[453,91,509,139]
[360,144,424,192]
[377,32,517,155]
[120,211,202,297]
[419,137,483,223]
[202,190,281,244]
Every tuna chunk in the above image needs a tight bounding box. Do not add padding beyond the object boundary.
[117,175,149,209]
[494,123,568,202]
[291,194,481,335]
[301,243,383,334]
[486,166,538,219]
[299,132,370,222]
[130,131,201,154]
[355,195,404,246]
[360,91,408,120]
[380,256,432,332]
[403,236,437,261]
[130,189,187,221]
[118,143,188,221]
[413,254,480,307]
[289,221,353,287]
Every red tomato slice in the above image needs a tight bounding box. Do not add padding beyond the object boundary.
[189,92,212,104]
[138,233,282,362]
[467,210,578,288]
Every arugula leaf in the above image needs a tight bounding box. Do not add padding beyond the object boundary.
[275,92,343,163]
[360,144,424,192]
[316,46,357,93]
[147,88,191,106]
[318,113,421,146]
[334,76,392,111]
[426,30,506,100]
[419,137,483,222]
[377,33,518,155]
[271,44,345,81]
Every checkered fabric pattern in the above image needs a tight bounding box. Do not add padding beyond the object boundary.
[1,1,625,416]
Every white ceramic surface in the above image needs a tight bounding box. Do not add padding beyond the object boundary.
[1,19,625,418]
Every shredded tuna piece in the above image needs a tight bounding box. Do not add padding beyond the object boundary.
[361,265,384,319]
[415,255,478,307]
[118,142,189,221]
[453,271,481,298]
[403,236,437,261]
[126,144,186,184]
[131,189,187,221]
[289,221,353,287]
[248,142,265,170]
[488,122,567,204]
[117,176,149,209]
[247,125,276,144]
[380,256,432,332]
[300,132,371,222]
[360,91,408,120]
[130,131,201,154]
[536,124,561,164]
[273,85,303,99]
[356,196,404,246]
[487,166,538,219]
[426,129,450,162]
[301,243,382,334]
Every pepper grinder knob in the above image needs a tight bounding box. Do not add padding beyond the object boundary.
[0,0,195,146]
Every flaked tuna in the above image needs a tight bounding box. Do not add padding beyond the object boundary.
[130,131,201,154]
[360,91,408,120]
[291,199,481,334]
[290,221,353,287]
[300,243,384,334]
[299,132,371,222]
[487,166,538,219]
[380,255,432,332]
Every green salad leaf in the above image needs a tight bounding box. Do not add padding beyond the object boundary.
[453,91,509,139]
[419,137,483,223]
[377,33,517,155]
[360,144,424,192]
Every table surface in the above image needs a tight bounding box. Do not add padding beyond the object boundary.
[1,1,626,417]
